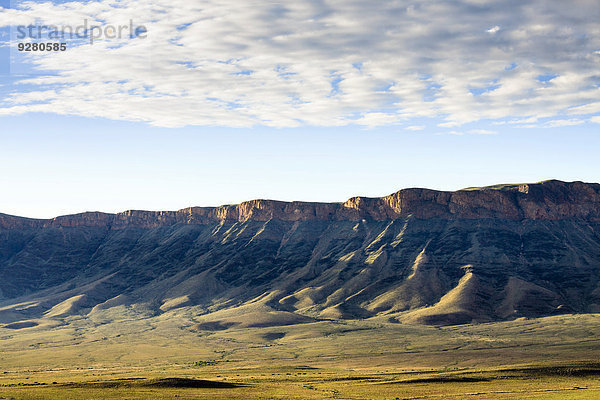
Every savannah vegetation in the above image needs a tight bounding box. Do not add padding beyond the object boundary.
[1,312,600,399]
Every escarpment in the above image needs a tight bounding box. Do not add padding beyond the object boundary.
[1,179,599,327]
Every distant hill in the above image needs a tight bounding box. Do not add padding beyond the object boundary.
[1,179,599,328]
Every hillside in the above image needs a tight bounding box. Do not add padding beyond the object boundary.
[1,179,599,328]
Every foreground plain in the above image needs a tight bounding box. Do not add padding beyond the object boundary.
[2,312,600,399]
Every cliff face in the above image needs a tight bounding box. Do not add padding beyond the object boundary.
[1,180,599,231]
[0,179,599,327]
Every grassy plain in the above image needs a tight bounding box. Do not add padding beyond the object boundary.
[2,312,600,399]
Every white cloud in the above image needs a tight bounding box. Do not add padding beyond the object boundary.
[405,125,425,131]
[546,119,585,127]
[435,130,465,136]
[508,117,540,125]
[0,0,599,128]
[568,102,600,115]
[438,121,462,128]
[590,116,600,124]
[516,124,540,129]
[468,129,497,135]
[353,112,400,128]
[438,129,496,136]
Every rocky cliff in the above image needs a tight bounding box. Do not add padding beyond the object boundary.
[0,179,599,327]
[1,180,599,231]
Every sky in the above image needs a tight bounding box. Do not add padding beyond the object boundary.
[0,0,599,218]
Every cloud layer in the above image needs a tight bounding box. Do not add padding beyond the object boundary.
[1,0,600,128]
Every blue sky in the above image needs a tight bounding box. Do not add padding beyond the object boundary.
[0,1,599,218]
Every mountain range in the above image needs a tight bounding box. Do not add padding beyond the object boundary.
[1,179,599,328]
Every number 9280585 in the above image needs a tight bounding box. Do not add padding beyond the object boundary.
[17,43,67,52]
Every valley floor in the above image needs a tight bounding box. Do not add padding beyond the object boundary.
[1,313,600,399]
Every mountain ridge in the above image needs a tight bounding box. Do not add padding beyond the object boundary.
[1,179,599,327]
[1,180,599,230]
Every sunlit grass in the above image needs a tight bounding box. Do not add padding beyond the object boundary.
[1,313,600,399]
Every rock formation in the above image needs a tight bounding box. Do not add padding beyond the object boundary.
[1,179,599,327]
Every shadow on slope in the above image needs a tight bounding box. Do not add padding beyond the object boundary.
[63,377,242,389]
